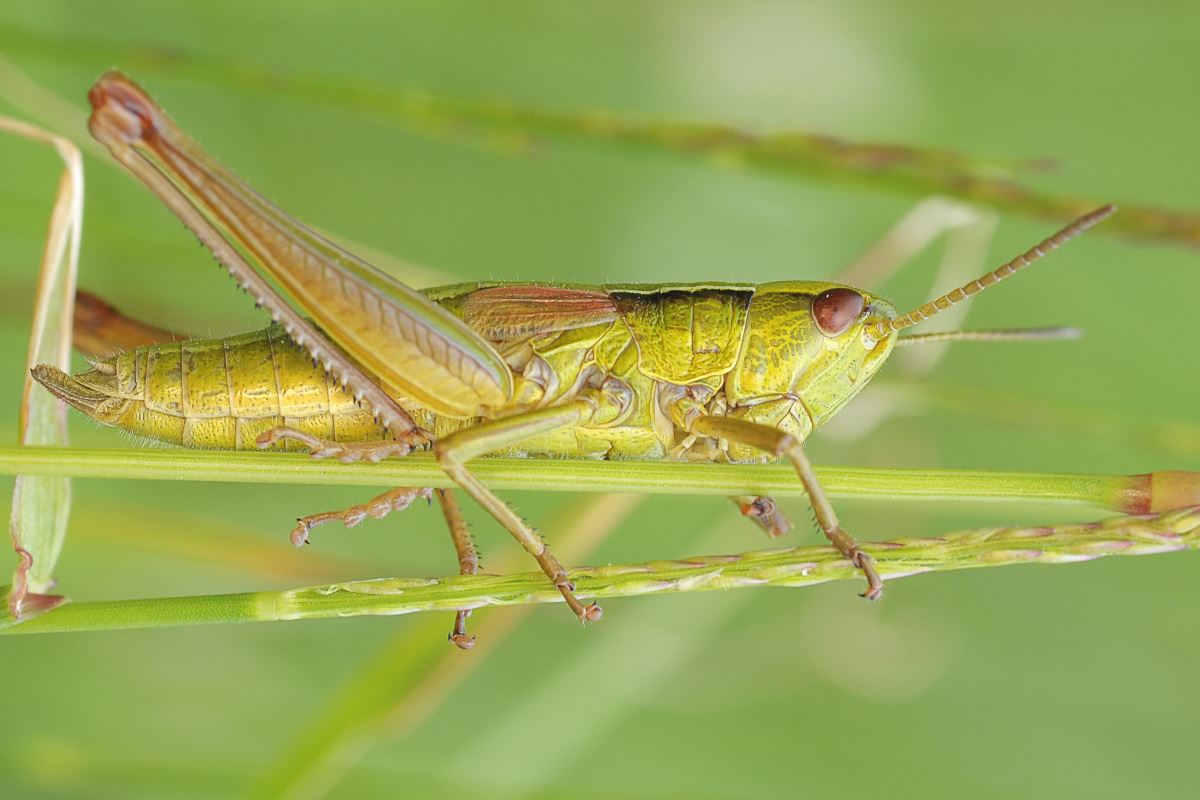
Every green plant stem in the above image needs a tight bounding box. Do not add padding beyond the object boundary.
[0,445,1148,509]
[3,505,1196,636]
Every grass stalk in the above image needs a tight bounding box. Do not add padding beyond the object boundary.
[0,445,1177,513]
[2,504,1195,636]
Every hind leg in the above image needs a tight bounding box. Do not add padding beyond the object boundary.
[435,488,480,650]
[285,482,482,649]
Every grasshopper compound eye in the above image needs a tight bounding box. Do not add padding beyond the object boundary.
[812,288,865,337]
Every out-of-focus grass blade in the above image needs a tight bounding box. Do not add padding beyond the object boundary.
[73,503,377,582]
[254,494,643,800]
[243,77,1200,250]
[2,31,1197,250]
[1,115,82,620]
[457,518,750,800]
[0,56,457,290]
[860,380,1200,458]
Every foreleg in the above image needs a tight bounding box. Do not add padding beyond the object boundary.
[694,416,883,600]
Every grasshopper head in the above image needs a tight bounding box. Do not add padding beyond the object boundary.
[776,205,1117,431]
[729,281,898,430]
[793,284,899,427]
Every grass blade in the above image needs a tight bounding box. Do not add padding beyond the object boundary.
[2,39,1198,250]
[1,116,82,619]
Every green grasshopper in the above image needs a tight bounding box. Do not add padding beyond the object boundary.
[33,73,1114,647]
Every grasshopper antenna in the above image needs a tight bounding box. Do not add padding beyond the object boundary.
[894,326,1082,347]
[864,205,1116,343]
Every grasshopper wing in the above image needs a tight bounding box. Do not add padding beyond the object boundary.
[459,285,618,340]
[87,72,511,419]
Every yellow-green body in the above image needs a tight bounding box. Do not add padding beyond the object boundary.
[47,281,896,463]
[39,71,1109,625]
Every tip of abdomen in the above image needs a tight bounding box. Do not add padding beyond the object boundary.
[31,364,117,419]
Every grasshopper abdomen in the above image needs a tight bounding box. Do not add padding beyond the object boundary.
[35,325,386,450]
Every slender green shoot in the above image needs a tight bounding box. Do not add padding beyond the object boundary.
[1,445,1192,515]
[2,504,1196,636]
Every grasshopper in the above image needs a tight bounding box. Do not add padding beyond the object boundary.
[33,73,1114,647]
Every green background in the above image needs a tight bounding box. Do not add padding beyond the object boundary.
[1,2,1197,797]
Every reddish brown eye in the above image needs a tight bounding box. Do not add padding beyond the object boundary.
[811,288,865,337]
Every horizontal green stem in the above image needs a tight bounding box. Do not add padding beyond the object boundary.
[4,505,1197,635]
[0,445,1136,508]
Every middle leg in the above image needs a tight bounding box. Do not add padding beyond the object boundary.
[261,401,604,626]
[435,399,603,624]
[286,486,432,547]
[730,495,793,538]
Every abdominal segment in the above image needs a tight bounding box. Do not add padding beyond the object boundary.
[35,299,693,461]
[34,325,386,450]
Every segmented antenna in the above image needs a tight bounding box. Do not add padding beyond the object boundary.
[864,205,1117,342]
[894,326,1082,347]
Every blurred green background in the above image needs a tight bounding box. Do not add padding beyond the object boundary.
[2,2,1198,798]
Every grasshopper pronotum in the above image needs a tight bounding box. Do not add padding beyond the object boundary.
[33,73,1115,647]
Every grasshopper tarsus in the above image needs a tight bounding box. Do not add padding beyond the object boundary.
[548,572,602,623]
[290,523,311,548]
[580,602,603,624]
[853,552,884,601]
[733,495,793,538]
[823,524,883,600]
[860,587,884,602]
[449,631,477,650]
[449,610,476,650]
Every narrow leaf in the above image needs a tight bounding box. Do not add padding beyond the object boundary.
[1,116,83,619]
